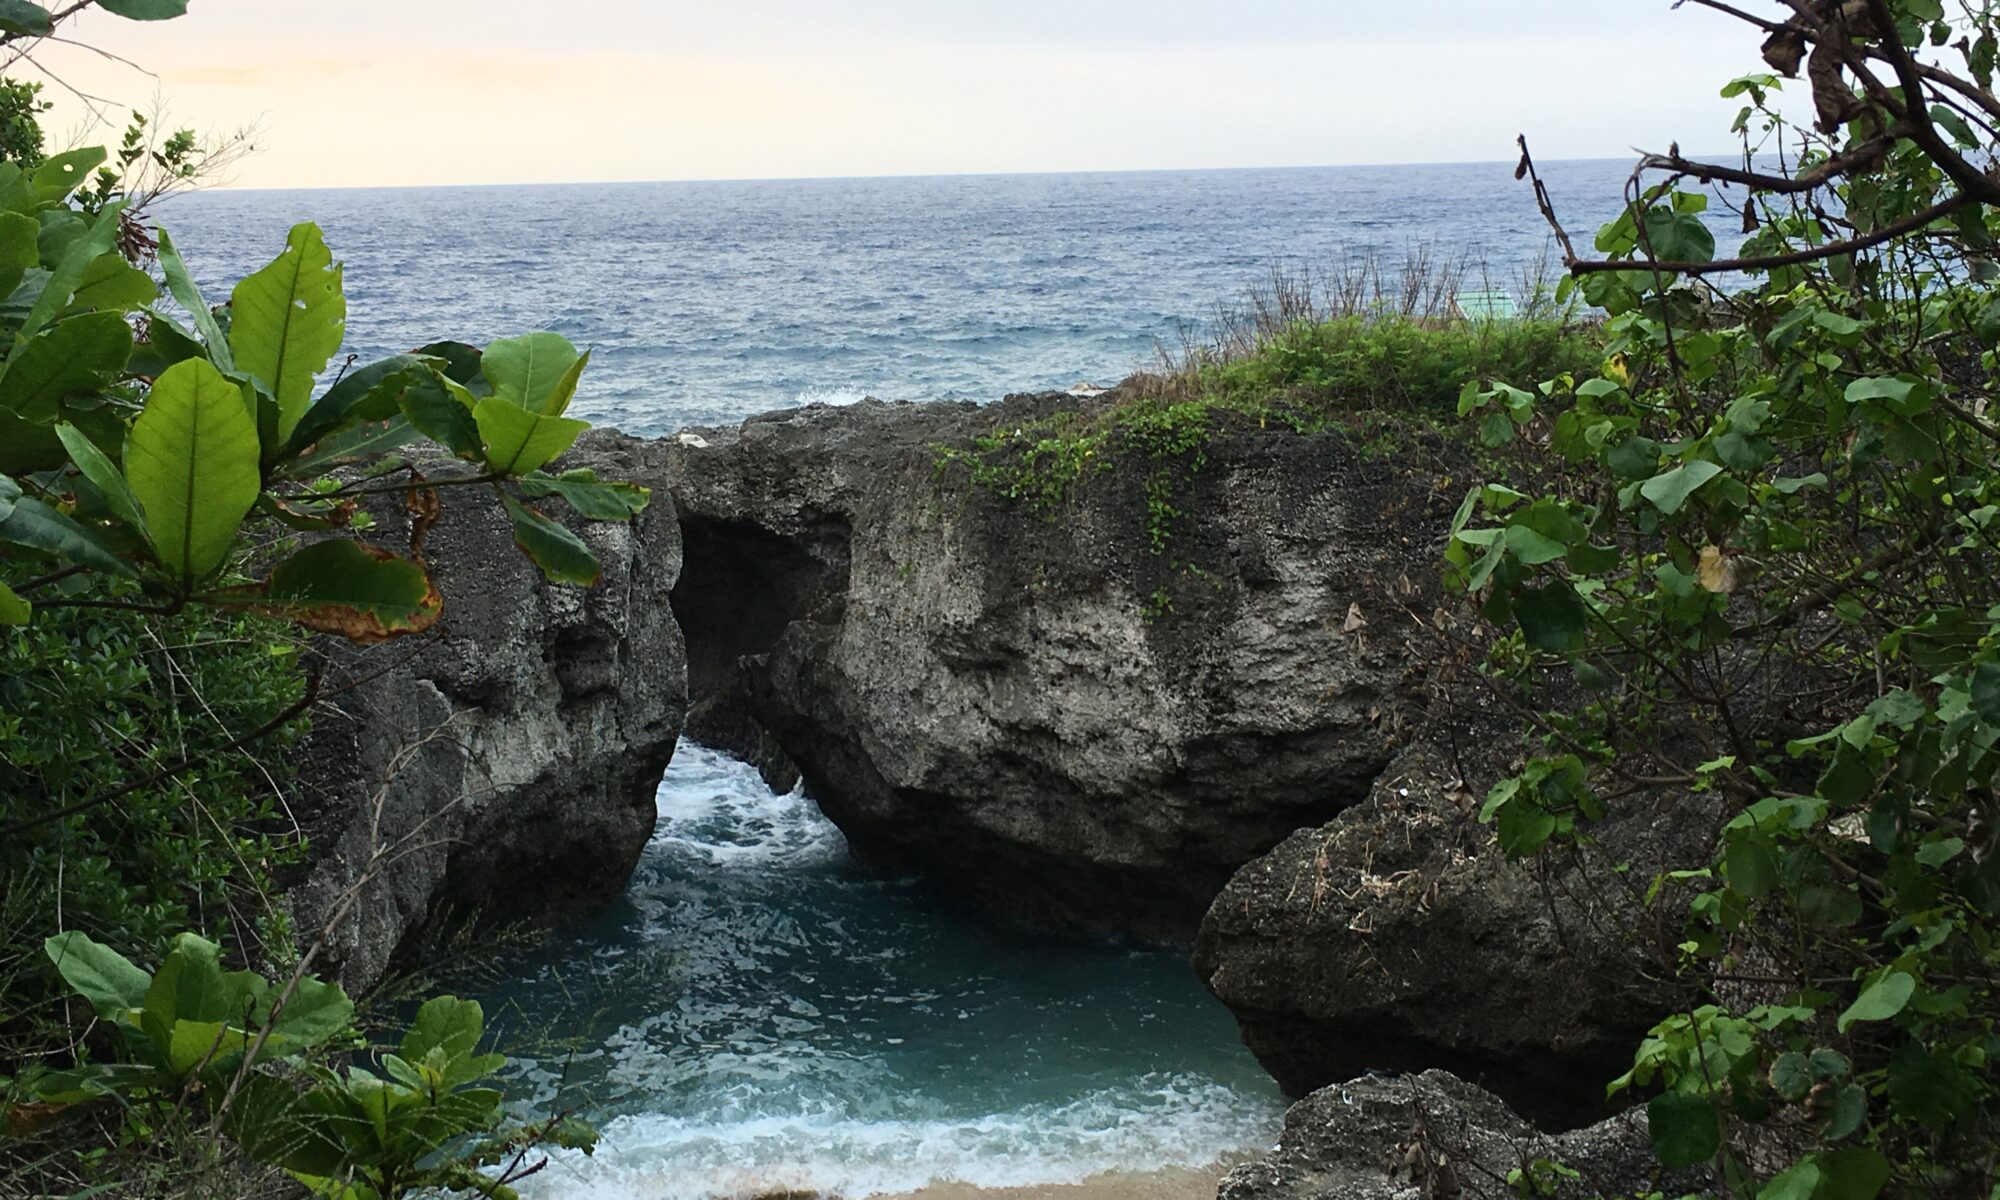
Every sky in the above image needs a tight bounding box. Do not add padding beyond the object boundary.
[21,1,1772,190]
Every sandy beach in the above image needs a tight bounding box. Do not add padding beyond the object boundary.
[876,1163,1235,1200]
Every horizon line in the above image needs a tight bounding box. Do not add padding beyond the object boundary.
[167,152,1726,196]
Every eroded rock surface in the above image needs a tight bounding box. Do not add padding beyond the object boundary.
[288,433,687,992]
[1194,740,1714,1127]
[660,395,1458,940]
[1220,1069,1702,1200]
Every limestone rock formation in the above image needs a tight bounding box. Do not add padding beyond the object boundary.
[659,394,1459,940]
[1194,740,1714,1127]
[1219,1069,1701,1200]
[287,433,687,992]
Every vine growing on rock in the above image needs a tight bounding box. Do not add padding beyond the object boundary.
[1454,2,2000,1197]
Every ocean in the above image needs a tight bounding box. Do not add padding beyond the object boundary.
[153,159,1694,436]
[156,160,1729,1197]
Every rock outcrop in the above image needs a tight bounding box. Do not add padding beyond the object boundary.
[1220,1069,1702,1200]
[1194,739,1716,1127]
[287,433,688,992]
[658,394,1460,941]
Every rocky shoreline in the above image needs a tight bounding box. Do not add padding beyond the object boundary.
[281,391,1698,1197]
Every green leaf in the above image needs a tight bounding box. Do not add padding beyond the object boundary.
[43,932,150,1019]
[0,311,134,422]
[229,222,346,442]
[1822,1083,1868,1140]
[1640,460,1724,515]
[54,422,144,533]
[410,339,483,384]
[155,227,232,372]
[254,539,442,643]
[502,494,601,585]
[145,933,232,1026]
[1642,209,1716,263]
[1817,1149,1890,1200]
[0,495,135,576]
[474,396,587,475]
[125,357,263,582]
[0,1,52,36]
[517,468,650,521]
[481,332,581,414]
[1758,1160,1819,1200]
[262,974,353,1048]
[401,995,485,1064]
[1886,1040,1969,1128]
[1647,1090,1721,1167]
[1514,580,1589,652]
[1769,1052,1813,1101]
[0,578,27,624]
[66,254,157,313]
[1970,662,2000,723]
[280,355,429,459]
[7,206,122,355]
[1837,970,1915,1032]
[398,372,483,456]
[96,0,189,17]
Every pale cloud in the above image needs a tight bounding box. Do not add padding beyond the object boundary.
[22,1,1783,189]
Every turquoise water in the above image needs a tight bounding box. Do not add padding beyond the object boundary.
[472,744,1285,1198]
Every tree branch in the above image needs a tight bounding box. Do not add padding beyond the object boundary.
[1563,190,1973,275]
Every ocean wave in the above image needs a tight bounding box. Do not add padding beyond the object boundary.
[652,741,848,868]
[793,386,870,407]
[513,1074,1281,1200]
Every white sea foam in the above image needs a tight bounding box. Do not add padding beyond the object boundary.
[793,386,871,407]
[515,1074,1279,1200]
[652,741,847,868]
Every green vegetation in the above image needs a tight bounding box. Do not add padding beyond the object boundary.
[1452,3,2000,1197]
[937,308,1594,590]
[0,5,626,1195]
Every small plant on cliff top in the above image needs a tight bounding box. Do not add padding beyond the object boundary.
[1454,3,2000,1198]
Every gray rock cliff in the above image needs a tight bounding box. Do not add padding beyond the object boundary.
[286,433,687,992]
[658,394,1458,940]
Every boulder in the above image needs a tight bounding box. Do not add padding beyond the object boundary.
[1194,740,1713,1127]
[1219,1069,1704,1200]
[286,432,687,992]
[660,395,1460,940]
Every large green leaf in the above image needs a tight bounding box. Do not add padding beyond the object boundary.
[32,148,107,206]
[0,0,51,36]
[256,539,442,643]
[1837,969,1916,1032]
[481,332,581,414]
[97,0,190,17]
[44,931,151,1019]
[66,254,158,313]
[261,974,354,1048]
[0,578,27,624]
[1514,580,1589,652]
[144,933,235,1026]
[230,222,346,442]
[1647,1090,1720,1167]
[398,372,483,457]
[502,494,600,585]
[280,354,428,459]
[401,995,485,1064]
[474,396,587,474]
[1639,460,1723,516]
[125,357,262,582]
[0,209,38,297]
[0,495,135,576]
[517,467,649,520]
[55,422,145,533]
[155,228,232,371]
[6,204,122,355]
[0,311,134,422]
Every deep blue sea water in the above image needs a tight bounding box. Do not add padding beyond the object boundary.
[154,162,1745,1197]
[153,159,1722,436]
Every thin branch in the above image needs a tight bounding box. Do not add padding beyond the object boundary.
[1564,190,1974,275]
[0,658,321,840]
